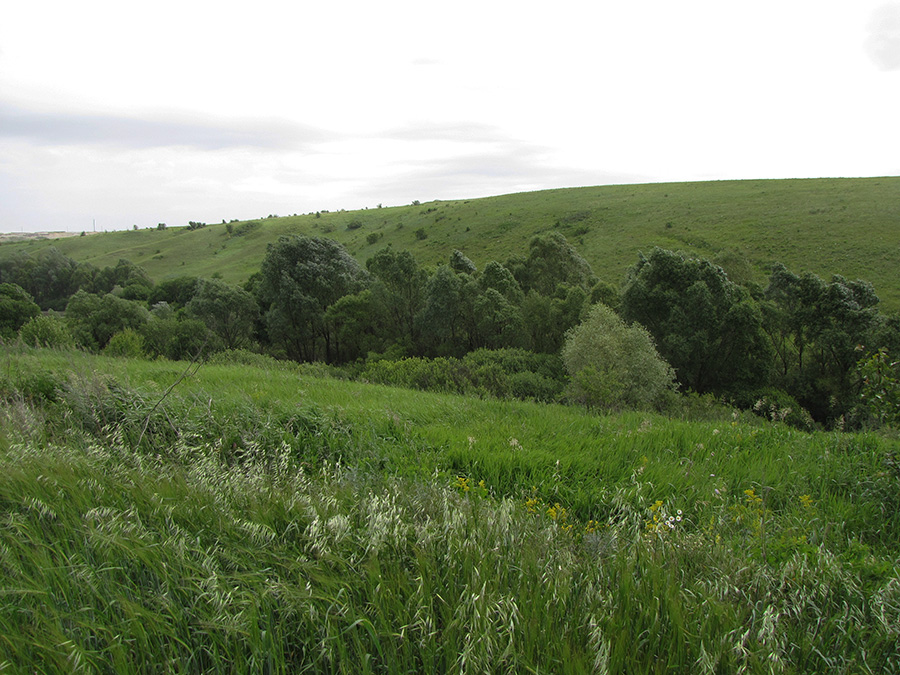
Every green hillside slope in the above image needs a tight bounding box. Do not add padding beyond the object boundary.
[3,176,899,308]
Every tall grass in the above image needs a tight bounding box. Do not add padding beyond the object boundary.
[1,346,898,672]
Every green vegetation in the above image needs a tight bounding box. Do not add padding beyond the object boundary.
[2,177,899,670]
[2,177,899,309]
[1,346,898,672]
[563,303,676,410]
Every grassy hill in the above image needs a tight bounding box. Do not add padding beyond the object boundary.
[3,176,900,309]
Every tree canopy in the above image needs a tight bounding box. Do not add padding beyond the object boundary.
[621,247,772,397]
[256,235,369,361]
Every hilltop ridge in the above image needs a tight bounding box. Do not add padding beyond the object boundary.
[2,176,899,309]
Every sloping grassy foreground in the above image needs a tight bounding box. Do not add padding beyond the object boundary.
[1,347,899,673]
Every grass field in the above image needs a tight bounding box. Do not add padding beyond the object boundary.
[2,345,898,672]
[3,176,900,310]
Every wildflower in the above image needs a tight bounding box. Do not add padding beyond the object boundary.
[799,494,814,508]
[713,428,720,435]
[509,438,520,448]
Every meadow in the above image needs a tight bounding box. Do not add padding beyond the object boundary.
[3,176,900,310]
[2,345,898,673]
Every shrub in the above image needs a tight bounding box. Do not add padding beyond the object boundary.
[858,348,900,429]
[18,314,74,349]
[507,371,564,402]
[104,329,145,358]
[749,388,816,431]
[562,303,676,411]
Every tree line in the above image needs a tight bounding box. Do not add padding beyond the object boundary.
[2,231,898,429]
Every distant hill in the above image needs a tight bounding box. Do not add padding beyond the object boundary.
[3,176,899,310]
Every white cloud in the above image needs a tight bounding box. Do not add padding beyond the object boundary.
[866,2,900,70]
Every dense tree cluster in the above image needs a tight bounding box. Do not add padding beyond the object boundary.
[3,233,899,429]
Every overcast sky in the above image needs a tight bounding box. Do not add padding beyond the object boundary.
[1,0,899,233]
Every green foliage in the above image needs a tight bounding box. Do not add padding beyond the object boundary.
[366,246,427,346]
[147,276,200,309]
[472,287,526,350]
[763,263,888,424]
[93,258,153,296]
[858,348,900,428]
[324,290,384,363]
[257,235,369,361]
[186,278,259,350]
[0,247,93,311]
[17,314,74,349]
[622,247,773,397]
[1,351,899,673]
[449,249,477,275]
[0,283,40,339]
[140,317,209,361]
[749,388,817,431]
[104,328,145,358]
[563,303,676,411]
[508,231,596,296]
[3,178,900,312]
[361,348,565,402]
[65,290,149,351]
[520,285,588,354]
[417,265,465,355]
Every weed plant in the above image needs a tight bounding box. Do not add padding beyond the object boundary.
[0,346,898,672]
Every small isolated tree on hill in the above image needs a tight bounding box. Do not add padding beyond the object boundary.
[563,303,676,411]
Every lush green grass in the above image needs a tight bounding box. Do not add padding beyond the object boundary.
[3,177,900,310]
[2,346,899,672]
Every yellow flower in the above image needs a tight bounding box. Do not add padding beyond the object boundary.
[799,494,814,508]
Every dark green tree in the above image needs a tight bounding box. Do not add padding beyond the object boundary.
[186,278,259,350]
[621,248,772,397]
[93,259,153,296]
[520,285,588,354]
[508,232,596,296]
[473,288,527,350]
[417,265,465,356]
[449,249,477,275]
[256,235,369,362]
[479,261,523,305]
[324,290,384,363]
[0,283,40,339]
[65,291,149,351]
[763,263,886,422]
[366,247,427,347]
[148,276,201,309]
[140,317,209,361]
[0,248,94,311]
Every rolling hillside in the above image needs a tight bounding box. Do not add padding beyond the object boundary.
[3,176,899,309]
